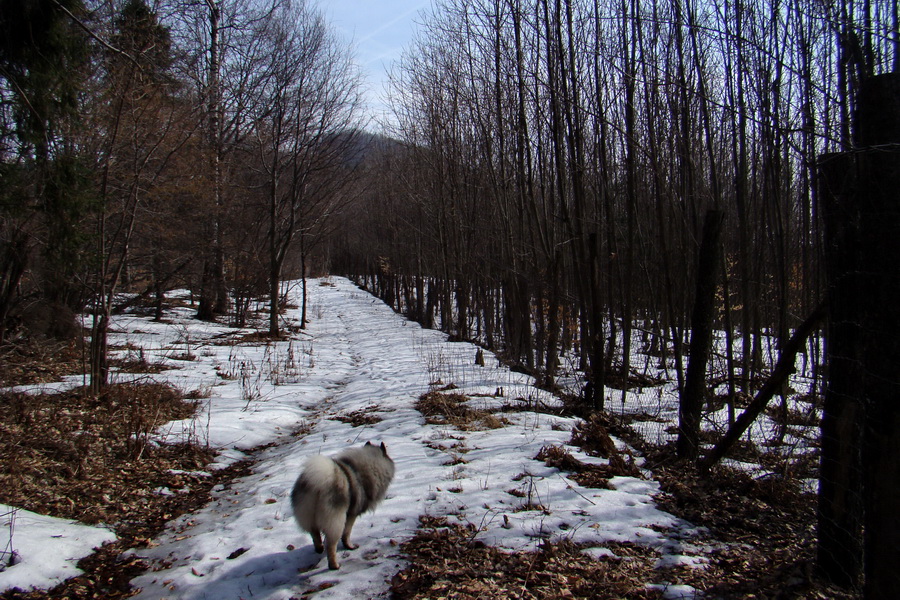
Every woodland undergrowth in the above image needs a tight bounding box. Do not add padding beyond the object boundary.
[0,324,860,599]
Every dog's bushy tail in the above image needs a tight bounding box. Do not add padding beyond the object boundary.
[297,455,338,489]
[291,455,347,534]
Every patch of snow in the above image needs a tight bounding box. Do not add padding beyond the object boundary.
[4,276,818,597]
[0,505,115,592]
[646,582,703,599]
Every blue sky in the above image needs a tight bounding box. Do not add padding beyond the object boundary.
[322,0,431,128]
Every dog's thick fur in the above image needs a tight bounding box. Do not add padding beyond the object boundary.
[291,441,395,569]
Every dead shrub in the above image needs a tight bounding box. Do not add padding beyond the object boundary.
[0,383,211,526]
[567,415,642,481]
[0,338,83,387]
[415,391,508,431]
[569,413,618,457]
[17,301,81,341]
[764,404,820,428]
[536,445,640,489]
[108,351,172,374]
[536,445,587,472]
[101,382,200,459]
[603,368,666,391]
[392,516,661,599]
[416,391,469,418]
[334,406,383,427]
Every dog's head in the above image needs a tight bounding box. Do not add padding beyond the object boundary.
[364,440,390,457]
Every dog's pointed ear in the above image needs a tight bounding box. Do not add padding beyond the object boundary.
[380,442,388,455]
[365,441,372,447]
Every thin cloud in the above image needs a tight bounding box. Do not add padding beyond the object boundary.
[355,3,427,45]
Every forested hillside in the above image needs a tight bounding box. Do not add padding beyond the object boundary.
[2,0,899,597]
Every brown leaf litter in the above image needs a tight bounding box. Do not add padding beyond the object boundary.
[0,379,252,600]
[415,391,510,431]
[393,413,862,599]
[392,516,662,600]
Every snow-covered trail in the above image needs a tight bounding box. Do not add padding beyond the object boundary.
[124,278,697,600]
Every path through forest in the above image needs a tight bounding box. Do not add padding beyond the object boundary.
[120,278,698,599]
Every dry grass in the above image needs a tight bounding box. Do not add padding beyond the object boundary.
[0,330,856,600]
[569,413,621,457]
[0,324,284,599]
[0,456,255,600]
[0,383,211,526]
[0,347,248,600]
[391,516,662,599]
[395,423,860,600]
[0,339,84,387]
[648,461,858,599]
[334,406,384,426]
[415,391,509,431]
[0,333,241,599]
[535,445,640,489]
[107,355,173,375]
[407,406,856,600]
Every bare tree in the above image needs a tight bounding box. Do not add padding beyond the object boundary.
[85,0,192,392]
[172,0,275,320]
[249,0,364,336]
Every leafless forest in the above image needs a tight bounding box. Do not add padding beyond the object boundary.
[1,0,899,597]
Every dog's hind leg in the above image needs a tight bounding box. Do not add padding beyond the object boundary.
[341,514,359,550]
[310,529,324,554]
[324,533,341,570]
[323,519,344,570]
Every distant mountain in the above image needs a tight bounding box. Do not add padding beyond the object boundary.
[330,130,404,168]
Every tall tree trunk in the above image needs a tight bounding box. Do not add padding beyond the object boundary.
[816,150,863,589]
[856,73,900,600]
[618,0,638,385]
[301,234,309,329]
[269,168,281,337]
[677,209,724,461]
[269,263,281,336]
[89,313,110,394]
[198,0,227,320]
